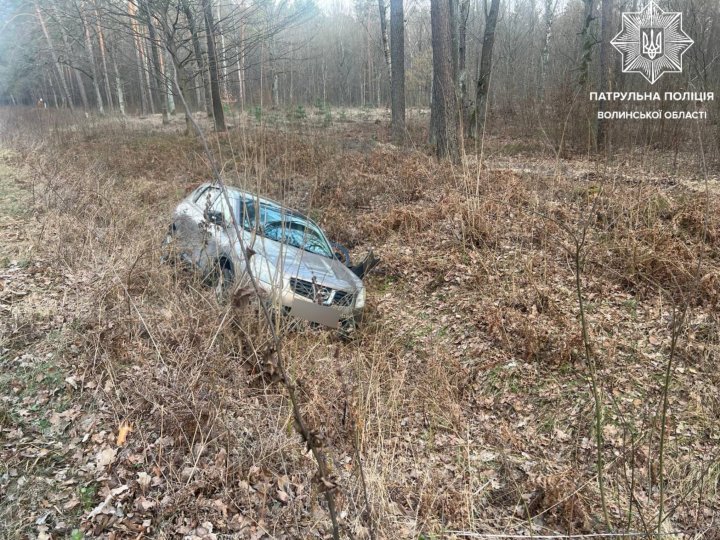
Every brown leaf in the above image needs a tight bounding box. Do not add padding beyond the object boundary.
[137,472,151,490]
[116,421,133,446]
[96,447,117,468]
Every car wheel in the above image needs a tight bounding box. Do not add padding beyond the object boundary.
[330,242,351,267]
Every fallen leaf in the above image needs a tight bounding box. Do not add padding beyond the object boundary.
[135,496,156,512]
[137,472,151,490]
[96,447,117,468]
[111,484,129,497]
[116,421,133,446]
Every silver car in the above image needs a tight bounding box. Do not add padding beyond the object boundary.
[163,182,366,328]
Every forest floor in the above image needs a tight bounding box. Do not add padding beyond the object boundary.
[1,108,719,540]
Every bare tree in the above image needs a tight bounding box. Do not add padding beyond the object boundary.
[94,1,113,111]
[108,40,125,115]
[80,7,104,114]
[378,0,391,77]
[540,0,557,97]
[578,0,595,87]
[596,0,612,150]
[235,9,245,112]
[128,0,149,116]
[202,0,226,131]
[390,0,405,143]
[142,0,169,124]
[471,0,501,138]
[430,0,460,161]
[458,0,469,112]
[35,1,73,109]
[181,0,212,116]
[52,0,90,110]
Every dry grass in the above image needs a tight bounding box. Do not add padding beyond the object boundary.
[1,107,719,539]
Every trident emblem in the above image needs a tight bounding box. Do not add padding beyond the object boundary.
[612,2,693,84]
[642,29,663,59]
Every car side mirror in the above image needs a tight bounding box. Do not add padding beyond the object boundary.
[206,210,225,227]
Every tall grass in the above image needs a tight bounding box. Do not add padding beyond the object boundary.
[1,107,718,538]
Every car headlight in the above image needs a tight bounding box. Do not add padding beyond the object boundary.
[355,287,366,309]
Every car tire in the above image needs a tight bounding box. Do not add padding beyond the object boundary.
[330,242,351,267]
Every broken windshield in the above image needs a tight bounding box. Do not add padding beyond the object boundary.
[241,199,333,258]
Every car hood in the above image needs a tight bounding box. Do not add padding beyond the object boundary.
[246,234,364,292]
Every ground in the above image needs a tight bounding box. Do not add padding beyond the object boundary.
[1,107,719,539]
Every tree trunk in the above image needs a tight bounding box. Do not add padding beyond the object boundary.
[216,4,229,99]
[94,3,114,112]
[35,2,73,110]
[596,0,612,150]
[449,0,459,83]
[128,1,148,116]
[165,34,192,134]
[81,11,104,114]
[143,0,169,124]
[143,40,156,114]
[430,0,460,161]
[174,63,193,135]
[165,50,176,115]
[202,0,226,131]
[378,0,392,77]
[50,0,89,110]
[272,73,280,107]
[289,52,293,104]
[235,11,245,112]
[269,32,280,108]
[471,0,501,138]
[47,67,59,108]
[182,0,212,116]
[540,0,556,98]
[390,0,405,143]
[578,0,595,87]
[110,45,126,116]
[458,0,469,120]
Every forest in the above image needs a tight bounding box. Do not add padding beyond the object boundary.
[0,0,719,538]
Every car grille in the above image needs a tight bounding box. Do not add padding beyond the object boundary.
[289,277,315,299]
[332,290,354,307]
[289,278,355,307]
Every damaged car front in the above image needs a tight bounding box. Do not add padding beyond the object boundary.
[163,183,366,329]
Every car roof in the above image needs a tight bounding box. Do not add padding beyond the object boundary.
[197,182,311,222]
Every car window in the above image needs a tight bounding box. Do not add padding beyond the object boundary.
[212,192,234,224]
[241,198,332,258]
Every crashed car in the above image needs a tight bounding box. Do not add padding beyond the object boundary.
[162,182,372,329]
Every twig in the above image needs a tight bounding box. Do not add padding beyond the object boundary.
[656,108,712,533]
[336,347,376,540]
[572,190,611,530]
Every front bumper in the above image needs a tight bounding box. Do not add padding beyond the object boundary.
[259,281,362,329]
